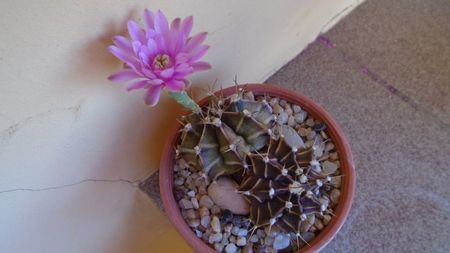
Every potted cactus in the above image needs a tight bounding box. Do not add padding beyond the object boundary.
[108,9,355,253]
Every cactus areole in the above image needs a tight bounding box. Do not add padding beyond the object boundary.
[160,84,355,252]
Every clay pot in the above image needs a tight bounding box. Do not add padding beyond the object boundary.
[160,84,356,253]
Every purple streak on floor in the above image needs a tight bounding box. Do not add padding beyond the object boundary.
[316,35,419,111]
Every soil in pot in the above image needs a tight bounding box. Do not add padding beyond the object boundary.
[173,88,342,253]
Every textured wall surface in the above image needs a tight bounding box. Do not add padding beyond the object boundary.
[0,0,362,252]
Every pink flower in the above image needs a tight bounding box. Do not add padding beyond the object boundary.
[108,9,211,106]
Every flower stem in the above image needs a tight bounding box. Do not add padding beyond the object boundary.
[167,91,201,113]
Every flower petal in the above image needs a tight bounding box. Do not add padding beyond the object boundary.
[188,45,210,62]
[127,20,146,43]
[127,80,149,91]
[181,16,193,37]
[165,79,185,92]
[171,17,181,30]
[191,61,211,72]
[185,32,208,52]
[154,10,169,34]
[144,84,163,106]
[113,36,133,53]
[143,9,155,29]
[160,67,175,79]
[108,46,139,67]
[108,70,141,82]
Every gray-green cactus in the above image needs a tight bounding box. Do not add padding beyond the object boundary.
[177,88,338,245]
[177,89,274,179]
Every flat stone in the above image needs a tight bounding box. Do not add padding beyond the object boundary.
[208,177,250,215]
[322,161,338,174]
[178,199,193,209]
[199,195,214,209]
[330,189,341,204]
[273,233,290,250]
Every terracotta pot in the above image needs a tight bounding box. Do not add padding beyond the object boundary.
[160,84,355,253]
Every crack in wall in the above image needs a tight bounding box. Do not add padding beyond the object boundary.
[0,178,143,194]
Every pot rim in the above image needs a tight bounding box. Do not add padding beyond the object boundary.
[160,83,355,253]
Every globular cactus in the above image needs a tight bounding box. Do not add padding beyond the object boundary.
[177,89,274,179]
[177,88,337,245]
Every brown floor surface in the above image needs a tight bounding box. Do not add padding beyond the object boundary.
[267,0,450,252]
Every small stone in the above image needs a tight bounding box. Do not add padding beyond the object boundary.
[323,214,332,225]
[195,229,202,238]
[231,226,240,236]
[307,131,316,140]
[331,176,342,187]
[323,161,338,174]
[300,232,315,243]
[211,205,221,215]
[279,99,287,107]
[264,236,274,246]
[273,104,283,114]
[211,216,221,233]
[236,236,247,246]
[288,115,296,127]
[320,130,329,139]
[306,117,315,127]
[292,105,302,113]
[221,236,229,245]
[209,232,223,244]
[243,243,254,253]
[329,152,338,160]
[187,190,196,198]
[188,219,200,228]
[201,216,211,227]
[298,127,310,137]
[174,177,185,186]
[229,235,236,243]
[285,106,293,116]
[273,233,290,250]
[325,142,335,152]
[330,189,341,204]
[198,207,210,217]
[315,218,324,230]
[294,111,307,123]
[208,177,250,215]
[225,243,238,253]
[214,243,224,252]
[237,228,248,237]
[199,195,214,209]
[191,197,199,209]
[269,97,279,107]
[178,199,193,209]
[198,185,207,195]
[184,209,198,220]
[312,123,327,132]
[277,111,288,124]
[300,215,315,232]
[224,223,233,233]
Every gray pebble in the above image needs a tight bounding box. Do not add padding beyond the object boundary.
[279,99,287,107]
[294,111,307,123]
[191,197,199,209]
[236,236,247,246]
[199,195,214,209]
[179,199,193,209]
[322,161,338,174]
[211,216,221,233]
[292,105,302,113]
[209,232,223,244]
[277,112,288,124]
[214,243,224,252]
[201,216,211,228]
[231,226,240,236]
[331,176,341,188]
[237,228,248,237]
[315,218,324,230]
[288,115,296,127]
[273,233,290,250]
[225,243,238,253]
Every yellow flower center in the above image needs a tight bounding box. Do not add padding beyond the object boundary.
[153,54,171,69]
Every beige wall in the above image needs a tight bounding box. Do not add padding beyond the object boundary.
[0,0,362,252]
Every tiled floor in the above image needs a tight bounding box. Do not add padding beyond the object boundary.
[267,0,450,252]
